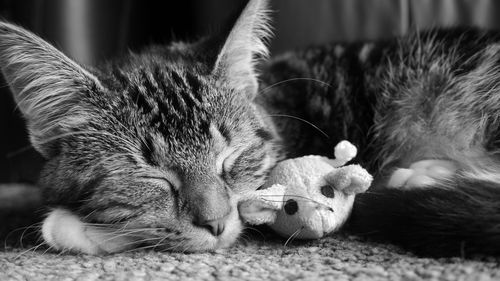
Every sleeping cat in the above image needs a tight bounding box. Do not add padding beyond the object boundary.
[2,0,500,256]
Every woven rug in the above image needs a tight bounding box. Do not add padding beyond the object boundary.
[1,208,499,281]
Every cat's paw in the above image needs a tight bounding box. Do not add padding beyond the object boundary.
[387,160,458,189]
[42,208,138,254]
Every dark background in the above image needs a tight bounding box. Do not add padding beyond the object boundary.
[0,0,247,183]
[2,0,500,183]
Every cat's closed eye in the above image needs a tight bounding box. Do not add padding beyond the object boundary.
[0,0,280,254]
[139,176,177,192]
[216,147,241,176]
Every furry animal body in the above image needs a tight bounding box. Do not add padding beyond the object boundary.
[260,27,500,257]
[1,0,500,256]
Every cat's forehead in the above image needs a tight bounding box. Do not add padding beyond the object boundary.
[97,53,258,158]
[127,68,211,137]
[117,54,210,93]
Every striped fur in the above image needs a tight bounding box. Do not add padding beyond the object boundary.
[1,0,281,254]
[259,28,500,257]
[4,0,500,257]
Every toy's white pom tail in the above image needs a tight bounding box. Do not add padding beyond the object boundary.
[327,140,358,167]
[334,140,357,161]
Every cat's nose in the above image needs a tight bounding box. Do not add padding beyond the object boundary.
[196,215,229,236]
[183,173,232,236]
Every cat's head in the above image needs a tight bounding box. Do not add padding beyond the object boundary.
[1,0,282,253]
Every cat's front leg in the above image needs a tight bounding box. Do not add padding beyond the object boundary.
[387,160,458,189]
[42,208,140,254]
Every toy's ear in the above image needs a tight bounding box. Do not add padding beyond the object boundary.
[239,198,280,225]
[325,165,372,195]
[238,184,286,225]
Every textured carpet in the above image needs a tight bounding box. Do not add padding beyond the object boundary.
[2,223,500,280]
[1,186,500,280]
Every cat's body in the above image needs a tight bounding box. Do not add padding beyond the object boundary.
[260,28,500,256]
[260,28,500,169]
[2,0,500,256]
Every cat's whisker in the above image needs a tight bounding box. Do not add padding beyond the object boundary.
[244,226,266,240]
[120,227,166,231]
[120,231,181,253]
[237,232,252,246]
[92,229,154,245]
[178,240,192,255]
[82,222,135,233]
[6,130,137,158]
[32,240,52,256]
[13,241,47,260]
[80,208,102,221]
[121,237,166,253]
[265,114,331,140]
[259,194,318,201]
[42,247,56,256]
[111,235,168,252]
[82,223,165,231]
[18,224,42,249]
[157,236,190,253]
[81,222,118,227]
[54,246,69,257]
[257,77,333,97]
[151,235,171,251]
[30,242,46,255]
[128,243,161,253]
[4,222,43,249]
[283,226,304,248]
[258,195,333,210]
[113,220,131,232]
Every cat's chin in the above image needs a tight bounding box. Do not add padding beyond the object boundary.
[41,207,243,255]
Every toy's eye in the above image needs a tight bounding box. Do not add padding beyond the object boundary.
[284,199,298,215]
[320,185,335,198]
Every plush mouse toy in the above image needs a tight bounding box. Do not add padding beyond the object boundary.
[238,141,373,239]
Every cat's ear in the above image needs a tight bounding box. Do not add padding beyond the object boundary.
[0,22,102,157]
[212,0,272,99]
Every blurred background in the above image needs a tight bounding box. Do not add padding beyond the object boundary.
[2,0,500,183]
